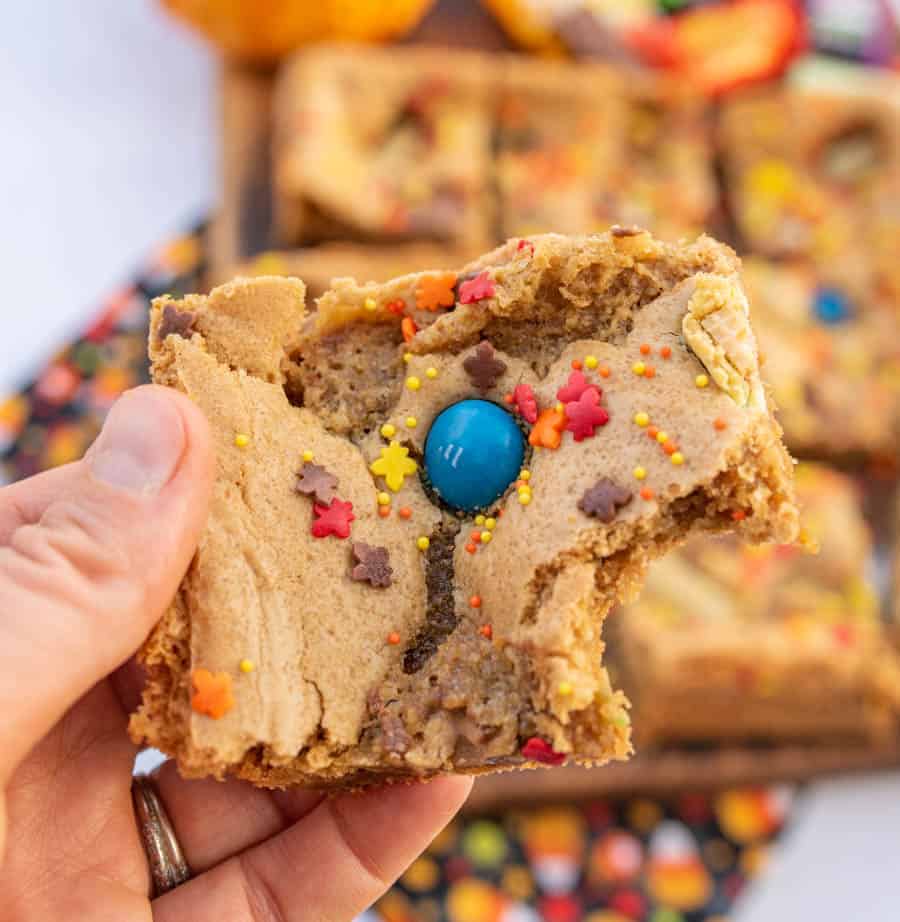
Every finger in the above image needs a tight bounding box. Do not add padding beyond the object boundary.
[152,760,324,873]
[0,385,214,788]
[154,776,472,922]
[0,463,81,544]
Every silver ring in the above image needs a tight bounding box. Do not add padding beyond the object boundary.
[131,773,191,898]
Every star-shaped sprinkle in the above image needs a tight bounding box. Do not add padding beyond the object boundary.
[578,478,633,523]
[294,462,338,504]
[157,304,196,342]
[556,369,591,403]
[370,441,418,492]
[512,383,538,423]
[312,498,355,539]
[191,668,234,719]
[458,270,496,304]
[529,407,566,449]
[521,736,566,766]
[463,341,507,392]
[350,542,393,588]
[415,273,457,312]
[564,387,609,441]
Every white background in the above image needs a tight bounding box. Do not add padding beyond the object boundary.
[2,2,899,918]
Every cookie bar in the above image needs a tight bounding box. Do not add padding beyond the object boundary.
[131,229,798,787]
[216,243,483,300]
[273,45,495,248]
[495,59,715,242]
[742,258,900,457]
[613,463,900,747]
[719,81,900,305]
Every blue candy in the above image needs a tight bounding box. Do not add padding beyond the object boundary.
[812,287,851,325]
[424,399,525,513]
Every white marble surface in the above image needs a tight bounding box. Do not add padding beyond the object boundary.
[3,2,900,918]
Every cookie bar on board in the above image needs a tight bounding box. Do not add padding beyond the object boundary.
[131,229,798,787]
[613,463,900,747]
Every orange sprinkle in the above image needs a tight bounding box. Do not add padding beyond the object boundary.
[401,316,417,343]
[640,343,651,355]
[470,595,482,609]
[714,417,727,431]
[471,529,482,542]
[399,506,412,519]
[504,393,515,404]
[571,359,583,370]
[599,366,610,378]
[732,510,747,521]
[378,505,391,518]
[660,345,672,359]
[479,624,493,640]
[640,487,655,501]
[191,669,234,719]
[465,542,478,554]
[415,273,457,311]
[387,631,401,645]
[663,442,678,456]
[647,426,659,439]
[644,366,656,378]
[386,299,406,316]
[497,509,504,518]
[528,407,566,450]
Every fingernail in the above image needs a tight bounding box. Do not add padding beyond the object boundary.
[89,387,186,494]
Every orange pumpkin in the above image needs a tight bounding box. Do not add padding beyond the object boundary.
[163,0,437,61]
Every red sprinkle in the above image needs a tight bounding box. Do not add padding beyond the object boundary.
[557,369,591,404]
[386,299,406,316]
[521,736,566,766]
[312,498,355,539]
[469,595,482,609]
[387,632,400,645]
[660,345,672,359]
[512,383,539,424]
[479,624,493,639]
[517,238,535,256]
[458,271,496,304]
[399,506,412,519]
[564,387,610,441]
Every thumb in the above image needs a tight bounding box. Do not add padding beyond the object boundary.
[0,385,213,783]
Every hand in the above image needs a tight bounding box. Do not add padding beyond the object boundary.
[0,385,471,920]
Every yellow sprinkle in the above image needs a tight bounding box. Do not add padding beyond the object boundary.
[518,485,532,496]
[480,531,492,544]
[425,367,438,379]
[555,401,565,413]
[417,536,430,551]
[403,352,413,363]
[364,297,377,312]
[518,493,532,506]
[558,681,573,696]
[632,362,646,375]
[695,374,709,388]
[633,466,647,480]
[380,423,396,438]
[302,449,314,462]
[406,416,418,429]
[377,492,391,506]
[475,514,485,525]
[234,433,250,448]
[671,452,685,465]
[485,517,496,530]
[585,355,598,369]
[406,376,421,391]
[656,431,669,444]
[239,658,255,673]
[519,469,531,481]
[634,412,650,427]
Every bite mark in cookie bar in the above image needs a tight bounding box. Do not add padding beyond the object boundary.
[131,230,798,787]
